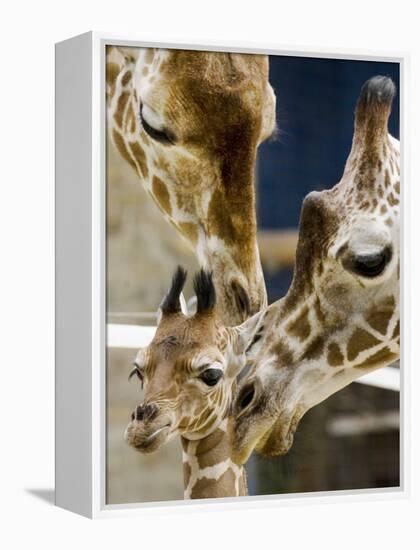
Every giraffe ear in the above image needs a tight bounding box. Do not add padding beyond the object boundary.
[233,309,266,356]
[225,310,266,380]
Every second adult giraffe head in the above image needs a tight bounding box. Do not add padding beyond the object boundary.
[230,76,400,463]
[107,47,276,324]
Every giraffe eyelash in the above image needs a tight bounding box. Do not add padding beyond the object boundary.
[139,104,175,145]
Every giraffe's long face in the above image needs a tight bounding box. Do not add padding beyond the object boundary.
[124,268,248,454]
[230,76,400,465]
[108,48,276,324]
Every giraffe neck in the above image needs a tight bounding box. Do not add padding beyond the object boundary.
[181,418,247,499]
[249,134,401,380]
[252,275,399,411]
[241,282,399,459]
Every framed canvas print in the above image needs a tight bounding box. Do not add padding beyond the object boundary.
[55,32,407,518]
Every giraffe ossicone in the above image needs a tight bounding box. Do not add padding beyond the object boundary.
[229,75,400,464]
[124,267,260,499]
[107,46,277,325]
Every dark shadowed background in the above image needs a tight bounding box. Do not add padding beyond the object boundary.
[106,53,400,504]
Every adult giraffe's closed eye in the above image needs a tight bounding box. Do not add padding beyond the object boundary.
[107,46,277,325]
[229,76,400,464]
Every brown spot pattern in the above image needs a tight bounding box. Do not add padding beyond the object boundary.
[112,129,137,171]
[347,328,382,362]
[190,468,236,499]
[195,428,225,456]
[388,193,399,206]
[303,335,324,361]
[327,342,344,367]
[207,188,236,244]
[271,339,294,365]
[128,141,149,178]
[121,70,132,87]
[353,346,396,369]
[106,62,120,98]
[364,307,394,336]
[197,444,230,469]
[286,305,311,341]
[152,176,172,215]
[113,91,130,128]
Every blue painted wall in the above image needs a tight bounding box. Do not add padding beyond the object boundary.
[258,56,400,229]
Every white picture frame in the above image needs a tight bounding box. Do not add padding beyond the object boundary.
[55,31,409,518]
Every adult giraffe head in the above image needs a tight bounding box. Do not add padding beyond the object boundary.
[124,267,258,498]
[229,76,400,464]
[107,46,276,324]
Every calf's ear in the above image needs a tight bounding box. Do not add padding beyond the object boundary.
[224,310,265,379]
[226,308,266,368]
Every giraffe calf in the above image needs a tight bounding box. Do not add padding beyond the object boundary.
[124,267,259,498]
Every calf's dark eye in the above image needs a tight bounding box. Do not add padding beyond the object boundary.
[199,368,223,387]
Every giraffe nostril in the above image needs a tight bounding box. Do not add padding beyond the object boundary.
[237,382,256,413]
[144,403,159,421]
[135,405,145,421]
[230,280,251,317]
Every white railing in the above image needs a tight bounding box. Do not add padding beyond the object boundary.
[107,323,157,348]
[107,323,400,392]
